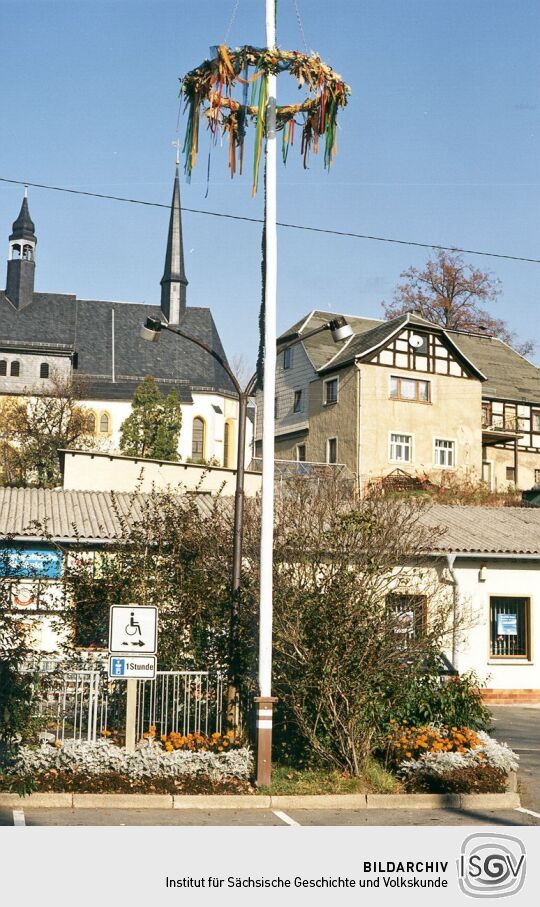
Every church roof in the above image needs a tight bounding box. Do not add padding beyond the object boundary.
[0,291,236,399]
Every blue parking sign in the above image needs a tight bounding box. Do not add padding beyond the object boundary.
[111,658,125,676]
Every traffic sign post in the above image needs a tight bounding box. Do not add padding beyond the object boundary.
[108,605,159,752]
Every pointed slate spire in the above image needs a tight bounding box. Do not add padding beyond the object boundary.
[6,191,37,309]
[160,165,188,324]
[10,193,36,243]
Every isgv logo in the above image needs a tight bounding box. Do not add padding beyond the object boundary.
[458,833,526,898]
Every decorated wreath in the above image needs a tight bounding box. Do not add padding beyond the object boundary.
[180,44,350,194]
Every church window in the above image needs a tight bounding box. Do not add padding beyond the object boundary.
[223,421,234,468]
[99,413,111,434]
[11,244,21,259]
[40,362,49,379]
[192,417,205,460]
[23,245,33,261]
[0,360,6,376]
[10,361,20,377]
[86,412,97,434]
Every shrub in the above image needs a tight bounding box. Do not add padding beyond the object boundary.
[388,672,492,732]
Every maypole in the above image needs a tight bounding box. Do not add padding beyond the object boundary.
[178,0,349,788]
[255,0,278,787]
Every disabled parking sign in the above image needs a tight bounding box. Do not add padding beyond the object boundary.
[108,605,158,655]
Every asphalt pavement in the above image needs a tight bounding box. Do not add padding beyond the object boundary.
[490,705,540,813]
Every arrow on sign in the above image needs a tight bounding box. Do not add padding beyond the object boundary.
[122,639,146,647]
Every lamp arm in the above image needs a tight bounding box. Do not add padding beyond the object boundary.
[161,324,242,397]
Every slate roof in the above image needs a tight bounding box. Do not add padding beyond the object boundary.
[0,487,226,542]
[282,309,539,402]
[0,292,236,399]
[1,489,539,555]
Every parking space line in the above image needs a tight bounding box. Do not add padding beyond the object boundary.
[272,810,301,826]
[515,806,540,820]
[12,810,25,826]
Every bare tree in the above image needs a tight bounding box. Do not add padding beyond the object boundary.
[383,251,534,357]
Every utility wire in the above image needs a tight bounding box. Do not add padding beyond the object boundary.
[1,175,539,265]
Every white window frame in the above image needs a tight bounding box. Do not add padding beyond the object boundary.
[326,437,338,464]
[296,443,306,462]
[283,347,292,370]
[323,376,339,406]
[389,432,413,464]
[434,437,456,468]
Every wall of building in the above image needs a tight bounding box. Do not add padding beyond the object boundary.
[483,445,540,492]
[255,342,316,449]
[0,351,71,395]
[453,558,540,701]
[62,449,261,495]
[358,364,483,483]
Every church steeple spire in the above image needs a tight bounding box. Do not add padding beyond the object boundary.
[6,191,37,309]
[160,155,188,324]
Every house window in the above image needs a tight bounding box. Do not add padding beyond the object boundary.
[40,362,49,379]
[490,597,530,658]
[390,433,412,463]
[296,444,306,462]
[535,469,540,486]
[506,467,515,483]
[99,413,110,434]
[274,396,278,419]
[0,360,6,376]
[283,348,292,369]
[324,377,338,405]
[482,401,491,427]
[10,361,20,377]
[192,417,205,460]
[532,411,540,432]
[327,437,338,464]
[293,390,303,413]
[434,438,455,467]
[390,376,430,402]
[386,593,427,643]
[86,412,96,434]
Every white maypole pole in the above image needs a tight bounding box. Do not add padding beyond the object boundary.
[256,0,278,787]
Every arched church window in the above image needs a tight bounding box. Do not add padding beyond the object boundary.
[40,362,49,379]
[10,361,20,377]
[86,412,97,434]
[23,245,33,261]
[192,417,205,460]
[11,244,21,260]
[99,412,111,434]
[223,421,234,468]
[0,361,6,377]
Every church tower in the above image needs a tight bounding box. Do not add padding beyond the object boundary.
[6,190,37,309]
[160,164,188,324]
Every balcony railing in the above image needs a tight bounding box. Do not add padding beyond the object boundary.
[482,415,520,433]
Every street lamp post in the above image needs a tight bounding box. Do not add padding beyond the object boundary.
[140,314,352,747]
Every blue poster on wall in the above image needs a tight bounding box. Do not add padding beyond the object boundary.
[497,613,518,636]
[0,546,62,579]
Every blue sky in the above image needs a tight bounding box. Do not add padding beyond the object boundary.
[1,0,539,367]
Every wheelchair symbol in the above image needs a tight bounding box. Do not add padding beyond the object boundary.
[122,611,145,647]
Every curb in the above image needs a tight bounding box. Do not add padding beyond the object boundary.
[0,791,521,810]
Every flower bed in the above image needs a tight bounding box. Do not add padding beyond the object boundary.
[1,737,252,793]
[386,723,518,794]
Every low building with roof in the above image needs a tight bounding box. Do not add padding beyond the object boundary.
[256,309,540,492]
[0,171,248,469]
[1,487,539,702]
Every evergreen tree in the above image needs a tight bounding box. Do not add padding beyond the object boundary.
[120,376,182,460]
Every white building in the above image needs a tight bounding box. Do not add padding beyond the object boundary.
[0,175,250,468]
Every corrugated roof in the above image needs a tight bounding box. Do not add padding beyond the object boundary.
[421,504,540,555]
[0,487,224,542]
[1,489,540,555]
